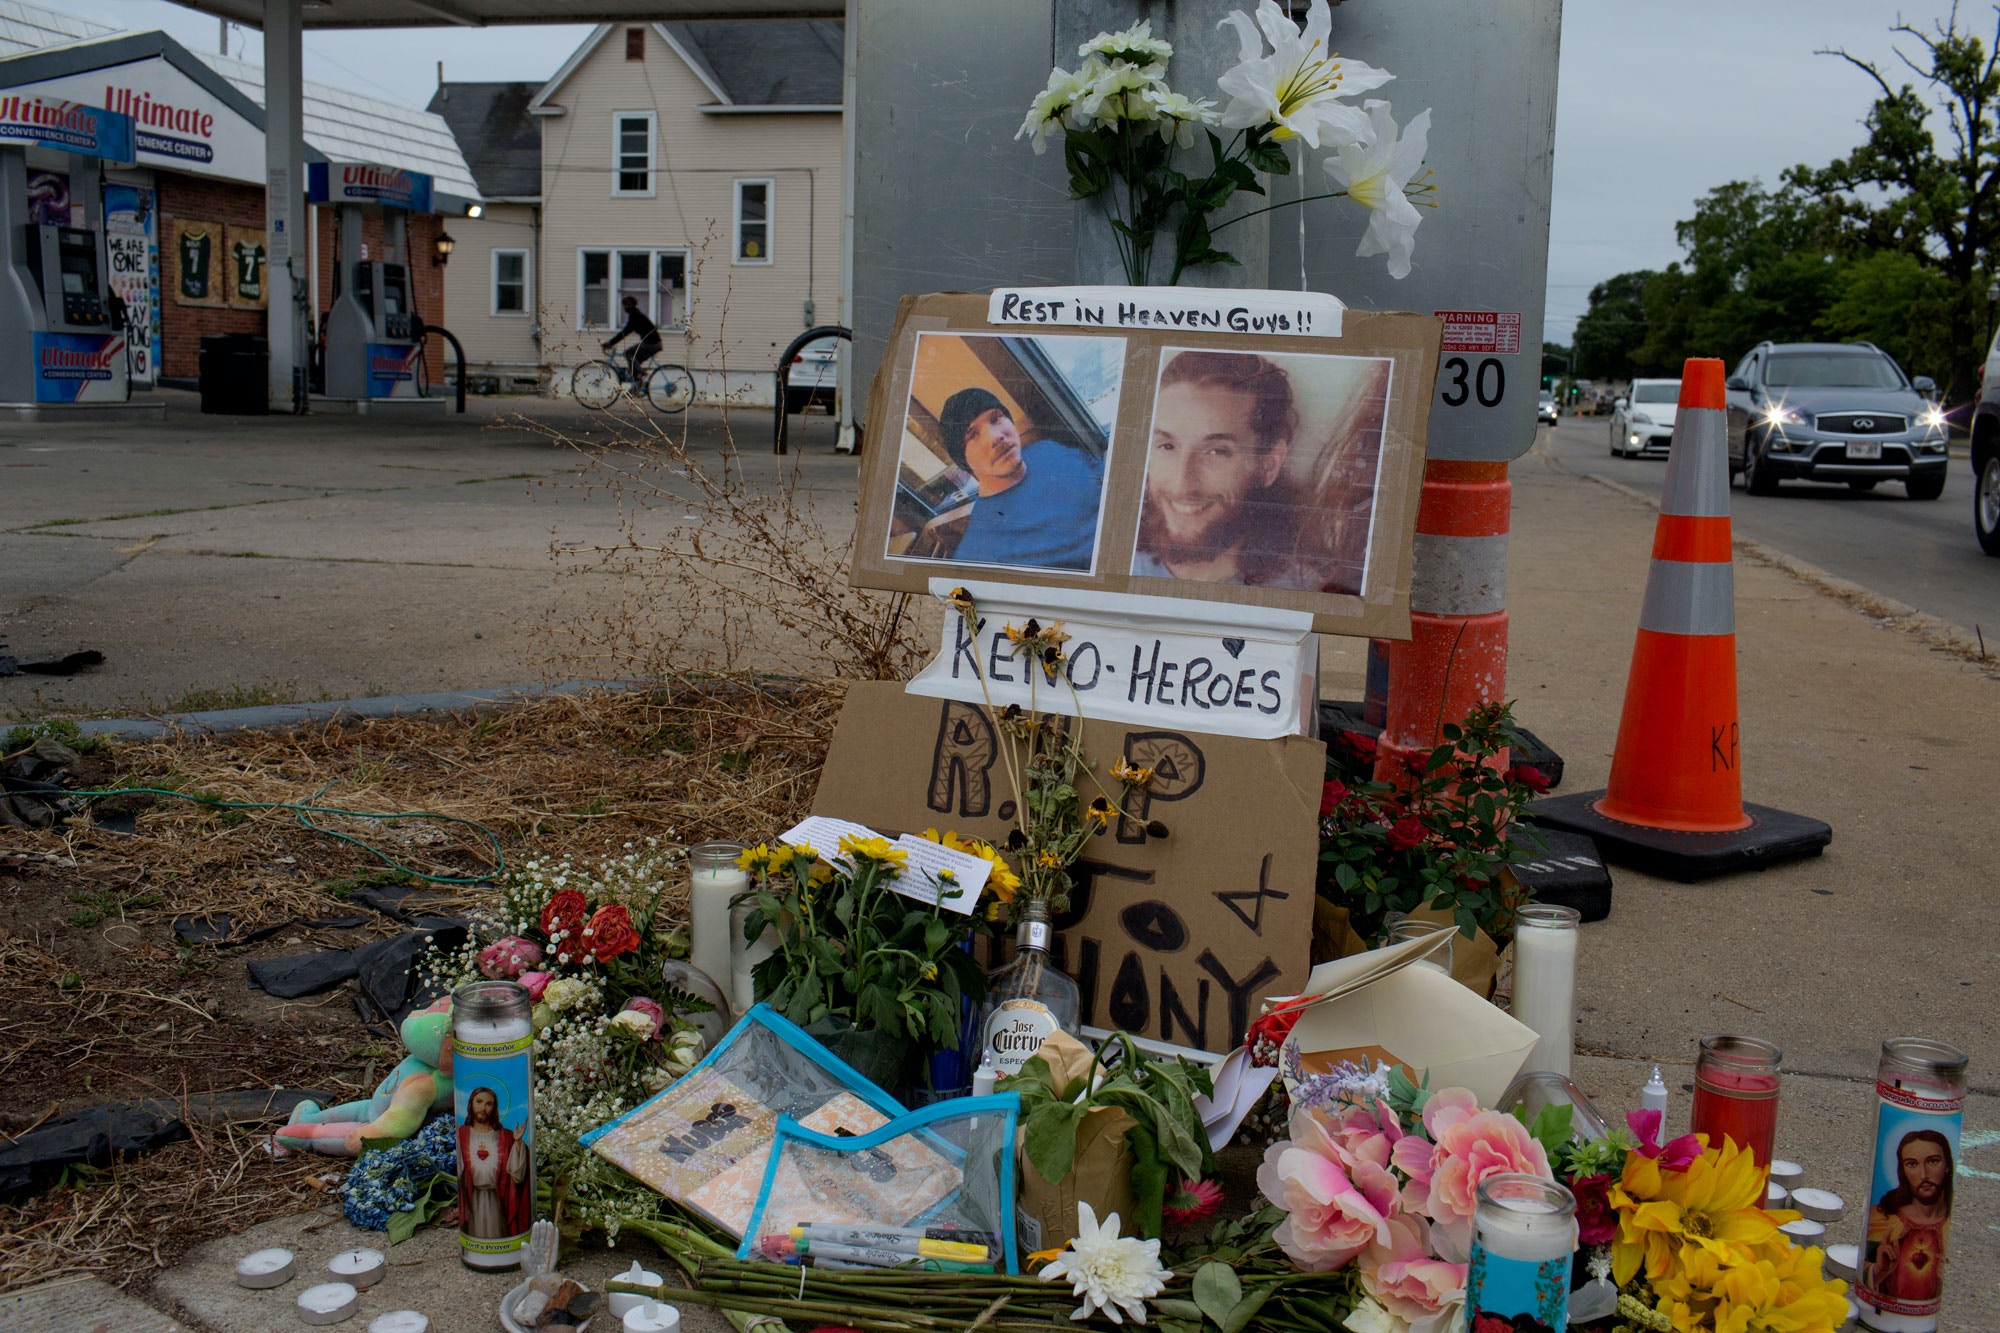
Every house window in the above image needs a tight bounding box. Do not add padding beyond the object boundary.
[734,178,772,264]
[613,112,655,197]
[625,26,645,59]
[578,248,688,329]
[492,249,528,316]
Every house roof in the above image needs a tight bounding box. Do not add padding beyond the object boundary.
[531,18,841,115]
[0,0,113,57]
[427,81,541,200]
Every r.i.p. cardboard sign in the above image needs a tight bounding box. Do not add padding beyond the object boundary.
[814,683,1323,1056]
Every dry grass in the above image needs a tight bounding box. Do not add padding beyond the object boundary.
[0,679,845,1297]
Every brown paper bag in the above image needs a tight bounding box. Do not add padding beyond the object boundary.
[1013,1031,1137,1254]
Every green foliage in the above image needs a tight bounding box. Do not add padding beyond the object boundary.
[1571,271,1656,379]
[1000,1030,1214,1198]
[1317,702,1544,946]
[1,717,109,757]
[1561,1127,1637,1182]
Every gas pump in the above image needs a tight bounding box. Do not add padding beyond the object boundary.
[0,96,135,407]
[310,161,436,403]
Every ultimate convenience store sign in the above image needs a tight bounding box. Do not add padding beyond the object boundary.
[0,95,133,162]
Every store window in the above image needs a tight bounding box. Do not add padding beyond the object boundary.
[734,178,771,264]
[614,112,655,196]
[578,248,687,329]
[492,249,528,316]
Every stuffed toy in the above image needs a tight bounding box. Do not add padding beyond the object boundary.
[274,998,454,1156]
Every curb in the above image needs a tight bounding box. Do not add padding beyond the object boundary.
[73,679,625,743]
[1574,470,1996,670]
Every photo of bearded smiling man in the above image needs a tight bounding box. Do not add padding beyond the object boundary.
[1134,348,1391,596]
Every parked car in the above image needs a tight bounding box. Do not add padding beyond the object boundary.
[1607,378,1681,458]
[785,336,840,414]
[1536,390,1559,425]
[1969,329,2000,554]
[1723,341,1947,498]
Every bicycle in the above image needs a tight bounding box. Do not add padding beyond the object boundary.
[570,352,695,413]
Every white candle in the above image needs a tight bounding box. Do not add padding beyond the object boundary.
[1766,1182,1789,1209]
[1779,1218,1825,1242]
[1824,1242,1860,1280]
[367,1315,430,1333]
[1475,1192,1577,1262]
[234,1247,294,1289]
[1510,905,1580,1077]
[689,846,746,1003]
[1790,1187,1843,1222]
[607,1259,666,1319]
[624,1300,682,1333]
[327,1248,385,1288]
[1767,1158,1804,1187]
[297,1281,359,1325]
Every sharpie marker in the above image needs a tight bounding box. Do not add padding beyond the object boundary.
[788,1224,991,1262]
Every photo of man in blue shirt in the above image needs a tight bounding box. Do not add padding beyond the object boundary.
[934,387,1106,573]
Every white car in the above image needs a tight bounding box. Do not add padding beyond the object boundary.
[785,337,839,414]
[1608,378,1682,458]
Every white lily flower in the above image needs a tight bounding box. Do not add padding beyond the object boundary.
[1037,1202,1168,1325]
[1079,19,1173,67]
[1141,87,1219,146]
[1323,100,1432,278]
[1215,0,1393,149]
[1017,63,1095,154]
[1074,58,1168,128]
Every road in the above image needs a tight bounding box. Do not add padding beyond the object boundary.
[1540,414,2000,639]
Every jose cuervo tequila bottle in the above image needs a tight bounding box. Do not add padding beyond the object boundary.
[978,901,1080,1077]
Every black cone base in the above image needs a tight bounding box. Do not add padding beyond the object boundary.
[1507,826,1613,921]
[1525,791,1831,884]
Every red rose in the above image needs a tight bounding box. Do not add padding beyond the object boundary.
[1572,1172,1617,1245]
[539,889,589,948]
[1247,1002,1306,1050]
[1319,779,1348,817]
[1386,816,1425,852]
[1339,731,1378,760]
[1508,763,1552,794]
[579,903,640,962]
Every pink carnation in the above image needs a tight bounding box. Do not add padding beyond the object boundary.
[1360,1214,1467,1330]
[1405,1087,1552,1260]
[1257,1115,1401,1272]
[518,971,552,1001]
[477,936,543,980]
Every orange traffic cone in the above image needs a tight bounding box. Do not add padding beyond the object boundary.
[1529,359,1830,881]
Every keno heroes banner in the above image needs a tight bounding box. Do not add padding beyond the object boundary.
[852,291,1443,639]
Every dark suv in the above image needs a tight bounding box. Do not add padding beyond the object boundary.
[1724,341,1947,499]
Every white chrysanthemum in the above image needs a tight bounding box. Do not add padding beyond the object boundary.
[1017,64,1096,154]
[1323,100,1432,278]
[1079,19,1172,67]
[1214,0,1392,149]
[1073,58,1168,128]
[1038,1202,1167,1325]
[1140,87,1219,146]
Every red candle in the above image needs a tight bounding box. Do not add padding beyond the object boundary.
[1690,1035,1781,1169]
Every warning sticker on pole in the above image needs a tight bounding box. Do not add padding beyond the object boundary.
[1435,311,1522,355]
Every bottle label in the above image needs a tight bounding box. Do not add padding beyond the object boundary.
[1466,1242,1571,1332]
[1855,1081,1961,1326]
[454,1032,536,1255]
[983,998,1060,1076]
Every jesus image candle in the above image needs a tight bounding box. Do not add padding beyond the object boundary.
[1855,1038,1967,1333]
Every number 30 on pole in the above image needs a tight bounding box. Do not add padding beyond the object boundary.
[1439,355,1505,409]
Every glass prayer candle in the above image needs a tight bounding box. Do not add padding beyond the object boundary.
[1690,1034,1781,1170]
[1387,919,1453,974]
[1510,904,1580,1077]
[687,842,746,1009]
[1466,1173,1577,1332]
[453,979,536,1269]
[1855,1037,1967,1333]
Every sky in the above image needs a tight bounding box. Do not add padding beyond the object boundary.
[44,0,1953,344]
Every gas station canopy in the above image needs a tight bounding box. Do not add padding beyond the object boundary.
[167,0,837,30]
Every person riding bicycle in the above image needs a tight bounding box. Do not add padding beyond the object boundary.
[602,295,663,387]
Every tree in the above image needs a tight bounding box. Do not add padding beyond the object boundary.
[1804,5,2000,398]
[1572,271,1653,378]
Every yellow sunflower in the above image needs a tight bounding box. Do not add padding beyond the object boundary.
[1611,1138,1790,1286]
[837,833,908,868]
[735,843,773,871]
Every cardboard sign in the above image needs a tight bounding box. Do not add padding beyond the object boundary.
[813,683,1322,1056]
[852,291,1440,638]
[908,577,1318,740]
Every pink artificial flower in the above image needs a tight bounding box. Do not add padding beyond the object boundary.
[1257,1115,1401,1272]
[1360,1213,1468,1328]
[621,996,667,1035]
[1406,1087,1552,1260]
[1572,1172,1617,1245]
[1625,1109,1704,1169]
[477,936,543,980]
[518,971,552,1002]
[1163,1177,1225,1227]
[1325,1101,1401,1174]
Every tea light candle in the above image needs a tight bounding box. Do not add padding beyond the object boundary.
[297,1281,359,1325]
[327,1248,385,1289]
[1779,1218,1825,1242]
[688,843,746,1005]
[367,1315,430,1333]
[1510,905,1581,1077]
[623,1300,681,1333]
[1767,1159,1804,1187]
[607,1259,666,1319]
[1765,1182,1789,1209]
[1790,1187,1843,1222]
[234,1247,295,1289]
[1824,1242,1860,1281]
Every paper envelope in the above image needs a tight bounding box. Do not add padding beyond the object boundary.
[1283,929,1537,1106]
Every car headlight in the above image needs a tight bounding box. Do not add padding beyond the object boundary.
[1762,404,1802,428]
[1921,406,1947,430]
[1631,412,1653,426]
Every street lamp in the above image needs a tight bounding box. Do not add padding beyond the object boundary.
[434,231,456,267]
